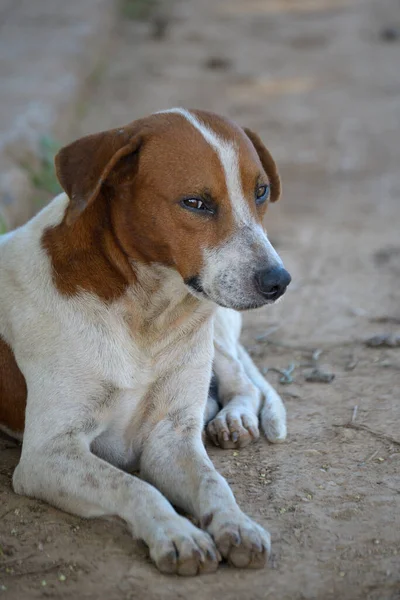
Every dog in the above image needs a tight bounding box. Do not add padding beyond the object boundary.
[0,109,291,576]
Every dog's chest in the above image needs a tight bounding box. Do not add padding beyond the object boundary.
[80,289,212,394]
[85,295,213,468]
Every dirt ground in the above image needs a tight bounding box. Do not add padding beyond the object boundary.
[1,0,400,598]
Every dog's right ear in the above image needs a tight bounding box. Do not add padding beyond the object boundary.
[55,126,142,226]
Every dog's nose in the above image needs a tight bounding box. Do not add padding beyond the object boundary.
[255,266,291,301]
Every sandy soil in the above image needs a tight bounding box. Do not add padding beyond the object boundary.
[1,0,400,598]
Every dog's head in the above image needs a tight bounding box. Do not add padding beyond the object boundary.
[55,109,291,310]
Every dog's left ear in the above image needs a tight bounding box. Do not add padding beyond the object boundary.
[243,128,281,203]
[55,126,142,226]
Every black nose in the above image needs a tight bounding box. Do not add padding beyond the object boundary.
[255,266,291,301]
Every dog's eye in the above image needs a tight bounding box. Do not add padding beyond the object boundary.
[255,184,270,205]
[181,197,214,214]
[184,198,205,210]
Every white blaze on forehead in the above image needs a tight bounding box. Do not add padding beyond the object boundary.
[158,108,252,225]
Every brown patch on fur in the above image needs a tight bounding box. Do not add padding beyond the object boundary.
[42,191,136,302]
[0,337,27,434]
[43,111,280,302]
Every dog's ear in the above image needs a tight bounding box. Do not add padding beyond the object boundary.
[55,126,142,225]
[243,128,281,203]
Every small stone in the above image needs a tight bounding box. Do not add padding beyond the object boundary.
[339,571,345,577]
[365,334,400,348]
[38,542,44,551]
[41,580,47,587]
[233,451,239,457]
[377,457,385,462]
[305,368,335,383]
[374,539,380,545]
[58,574,66,582]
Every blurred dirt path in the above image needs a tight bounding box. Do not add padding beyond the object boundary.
[1,0,400,598]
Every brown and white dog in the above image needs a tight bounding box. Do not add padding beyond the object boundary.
[0,109,291,576]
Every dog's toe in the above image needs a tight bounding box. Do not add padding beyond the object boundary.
[150,518,220,576]
[206,510,270,570]
[207,408,259,449]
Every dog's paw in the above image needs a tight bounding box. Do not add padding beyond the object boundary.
[205,510,270,569]
[149,517,220,576]
[260,389,287,443]
[206,407,259,449]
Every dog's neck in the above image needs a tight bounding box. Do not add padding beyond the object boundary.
[124,262,215,345]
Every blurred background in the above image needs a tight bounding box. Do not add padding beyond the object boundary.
[1,1,400,599]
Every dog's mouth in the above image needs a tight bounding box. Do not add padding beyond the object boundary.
[184,276,210,300]
[184,275,284,310]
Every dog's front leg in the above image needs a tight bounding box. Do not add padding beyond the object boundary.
[13,378,219,576]
[140,375,271,569]
[207,308,287,448]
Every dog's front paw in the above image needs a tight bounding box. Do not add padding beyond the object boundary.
[149,516,220,576]
[204,510,270,569]
[206,407,259,449]
[260,389,287,443]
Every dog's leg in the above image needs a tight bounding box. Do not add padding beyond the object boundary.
[237,343,287,444]
[207,308,286,448]
[13,380,219,576]
[140,408,271,569]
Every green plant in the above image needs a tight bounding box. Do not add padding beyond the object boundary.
[28,135,62,196]
[120,0,158,20]
[0,213,7,234]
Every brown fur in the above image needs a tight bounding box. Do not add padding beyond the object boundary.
[0,337,26,434]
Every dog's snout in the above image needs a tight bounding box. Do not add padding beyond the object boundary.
[255,266,291,301]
